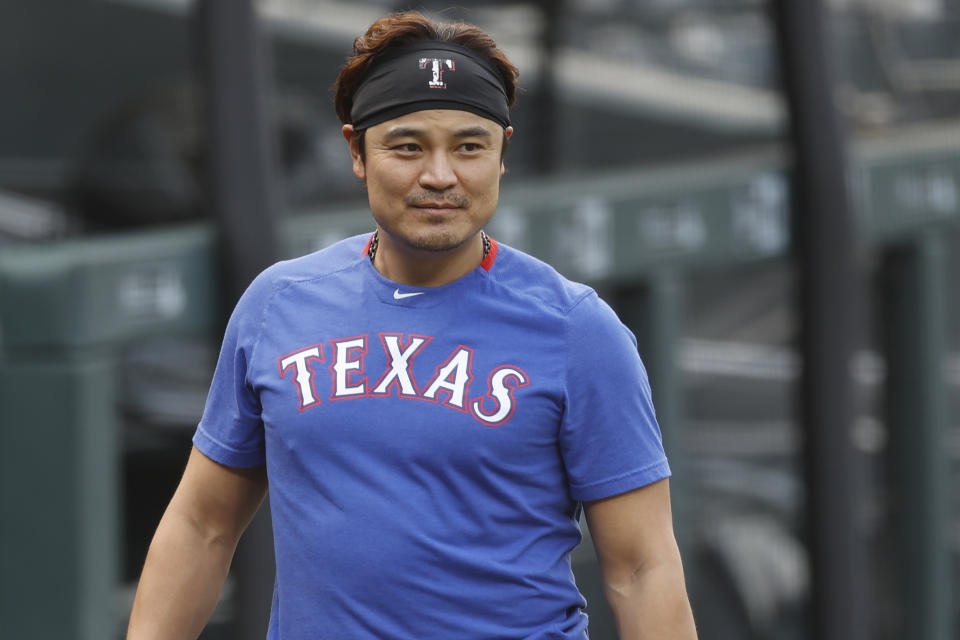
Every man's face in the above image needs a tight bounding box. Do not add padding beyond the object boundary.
[344,109,513,255]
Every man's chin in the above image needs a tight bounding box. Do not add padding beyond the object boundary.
[405,230,475,254]
[408,238,467,253]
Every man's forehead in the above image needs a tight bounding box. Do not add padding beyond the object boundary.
[370,109,501,138]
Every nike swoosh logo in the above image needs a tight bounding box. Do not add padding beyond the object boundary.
[393,288,425,300]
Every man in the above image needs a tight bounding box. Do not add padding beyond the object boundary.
[127,11,697,640]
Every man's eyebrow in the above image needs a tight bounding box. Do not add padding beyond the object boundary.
[382,126,425,140]
[453,126,493,138]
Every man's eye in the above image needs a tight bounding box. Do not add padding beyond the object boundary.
[460,143,481,152]
[394,143,420,153]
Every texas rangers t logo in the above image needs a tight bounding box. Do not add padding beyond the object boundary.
[419,57,455,88]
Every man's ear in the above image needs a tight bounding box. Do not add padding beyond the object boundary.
[500,126,514,177]
[342,124,365,180]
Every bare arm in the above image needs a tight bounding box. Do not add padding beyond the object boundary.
[127,446,268,640]
[584,478,698,640]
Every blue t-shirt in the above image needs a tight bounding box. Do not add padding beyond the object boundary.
[194,234,670,639]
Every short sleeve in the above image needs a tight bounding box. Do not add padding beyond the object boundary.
[193,270,275,468]
[559,292,671,502]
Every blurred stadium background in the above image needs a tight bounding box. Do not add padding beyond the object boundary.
[1,1,958,639]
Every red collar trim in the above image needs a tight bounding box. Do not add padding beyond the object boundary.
[480,236,499,272]
[361,233,374,257]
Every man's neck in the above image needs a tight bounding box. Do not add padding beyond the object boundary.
[371,230,486,288]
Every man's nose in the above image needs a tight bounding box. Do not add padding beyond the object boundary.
[418,151,458,190]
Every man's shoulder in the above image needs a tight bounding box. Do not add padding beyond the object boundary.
[489,242,596,315]
[256,233,370,289]
[233,234,368,313]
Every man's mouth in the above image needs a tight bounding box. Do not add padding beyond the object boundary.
[414,202,460,209]
[407,193,470,210]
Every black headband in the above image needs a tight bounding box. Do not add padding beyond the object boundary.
[350,41,511,130]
